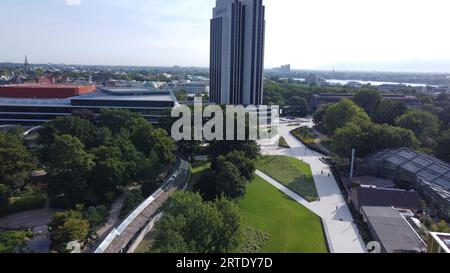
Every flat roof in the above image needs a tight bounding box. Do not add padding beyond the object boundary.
[361,206,426,253]
[365,147,450,201]
[0,88,177,108]
[73,89,176,102]
[1,83,94,89]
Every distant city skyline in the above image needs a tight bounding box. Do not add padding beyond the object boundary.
[1,0,450,72]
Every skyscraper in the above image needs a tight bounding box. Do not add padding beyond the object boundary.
[210,0,265,105]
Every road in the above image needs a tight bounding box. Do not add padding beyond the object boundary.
[257,119,366,253]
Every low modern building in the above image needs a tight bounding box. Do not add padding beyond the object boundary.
[0,83,97,99]
[361,206,427,253]
[310,93,422,109]
[0,87,178,125]
[360,147,450,219]
[350,186,422,214]
[427,232,450,253]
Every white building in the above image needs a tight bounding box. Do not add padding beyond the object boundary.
[210,0,265,105]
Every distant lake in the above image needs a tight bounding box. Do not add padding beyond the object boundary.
[293,78,433,87]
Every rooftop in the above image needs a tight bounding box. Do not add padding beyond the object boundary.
[0,88,178,108]
[361,206,426,253]
[352,176,396,189]
[365,147,450,201]
[352,187,421,211]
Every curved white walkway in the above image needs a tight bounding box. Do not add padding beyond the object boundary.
[258,119,366,253]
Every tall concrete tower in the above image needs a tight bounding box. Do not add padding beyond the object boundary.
[210,0,265,105]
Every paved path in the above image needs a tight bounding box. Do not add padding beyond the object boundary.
[257,119,366,253]
[96,194,126,238]
[0,205,59,230]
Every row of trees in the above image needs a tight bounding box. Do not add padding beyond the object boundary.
[39,109,176,208]
[315,98,419,159]
[352,90,449,159]
[314,89,450,162]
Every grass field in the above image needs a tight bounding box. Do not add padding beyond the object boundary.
[239,177,328,253]
[256,155,319,202]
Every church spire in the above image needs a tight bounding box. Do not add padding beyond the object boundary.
[24,54,30,76]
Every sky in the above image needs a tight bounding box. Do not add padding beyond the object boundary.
[1,0,450,72]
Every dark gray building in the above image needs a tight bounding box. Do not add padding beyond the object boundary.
[210,0,265,105]
[361,206,426,253]
[360,147,450,219]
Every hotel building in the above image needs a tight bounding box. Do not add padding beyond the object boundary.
[210,0,265,105]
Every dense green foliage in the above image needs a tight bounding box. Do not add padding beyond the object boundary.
[0,132,36,190]
[0,230,33,253]
[151,192,244,253]
[322,99,371,133]
[41,110,176,208]
[49,209,90,252]
[395,109,441,148]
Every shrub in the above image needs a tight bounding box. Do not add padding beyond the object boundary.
[84,205,108,228]
[0,193,47,217]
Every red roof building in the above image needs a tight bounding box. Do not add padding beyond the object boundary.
[0,83,96,99]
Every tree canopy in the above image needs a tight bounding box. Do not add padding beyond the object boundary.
[151,192,243,253]
[0,132,36,190]
[322,99,371,133]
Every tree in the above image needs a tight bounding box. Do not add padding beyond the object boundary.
[286,96,310,117]
[39,116,99,150]
[220,151,255,181]
[50,209,89,252]
[151,192,243,253]
[47,135,95,206]
[331,121,419,159]
[0,184,9,209]
[89,146,127,203]
[0,132,36,189]
[435,129,450,163]
[98,109,148,134]
[148,129,176,165]
[396,109,441,147]
[353,89,382,118]
[322,99,371,133]
[215,160,247,200]
[373,99,408,125]
[313,105,329,129]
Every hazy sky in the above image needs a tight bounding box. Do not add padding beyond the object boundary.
[1,0,450,72]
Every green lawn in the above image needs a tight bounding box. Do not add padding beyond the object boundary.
[239,177,328,253]
[256,155,319,202]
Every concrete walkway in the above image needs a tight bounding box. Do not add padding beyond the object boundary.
[96,194,126,238]
[257,119,366,253]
